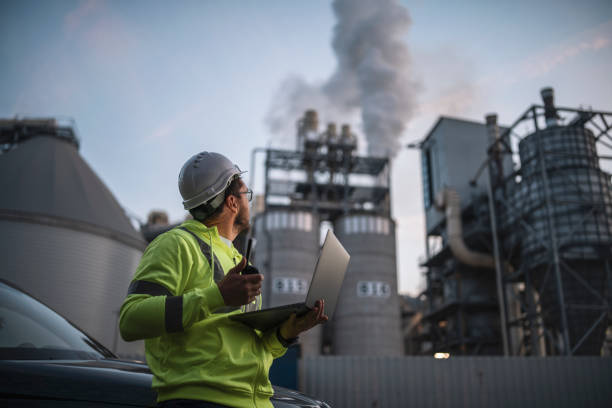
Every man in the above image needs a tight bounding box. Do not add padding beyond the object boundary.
[119,152,327,408]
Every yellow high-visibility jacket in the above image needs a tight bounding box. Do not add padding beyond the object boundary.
[119,220,287,407]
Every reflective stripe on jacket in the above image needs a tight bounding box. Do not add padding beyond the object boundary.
[119,220,285,407]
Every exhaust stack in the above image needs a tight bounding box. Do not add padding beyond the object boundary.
[540,87,559,127]
[298,109,320,151]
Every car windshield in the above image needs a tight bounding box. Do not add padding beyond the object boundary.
[0,281,114,360]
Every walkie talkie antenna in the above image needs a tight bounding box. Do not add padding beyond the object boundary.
[243,238,258,275]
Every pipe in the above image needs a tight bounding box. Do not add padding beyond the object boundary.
[435,188,495,269]
[436,187,517,355]
[484,113,512,356]
[541,87,559,128]
[485,114,500,143]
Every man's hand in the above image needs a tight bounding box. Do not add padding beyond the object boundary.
[279,299,328,340]
[217,258,263,306]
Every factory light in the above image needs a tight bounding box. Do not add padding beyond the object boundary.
[434,353,450,359]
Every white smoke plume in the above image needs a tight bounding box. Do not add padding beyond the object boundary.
[265,0,417,158]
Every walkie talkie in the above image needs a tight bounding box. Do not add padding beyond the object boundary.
[242,237,259,275]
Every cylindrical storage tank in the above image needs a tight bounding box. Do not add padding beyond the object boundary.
[253,210,322,356]
[0,133,146,359]
[333,215,403,355]
[516,125,612,354]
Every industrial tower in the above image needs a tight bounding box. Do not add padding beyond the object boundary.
[251,110,404,356]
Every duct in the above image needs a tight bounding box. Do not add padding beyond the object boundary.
[437,186,536,355]
[436,187,524,355]
[435,188,495,269]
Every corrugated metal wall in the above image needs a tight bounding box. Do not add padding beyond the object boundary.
[301,356,612,408]
[0,220,144,359]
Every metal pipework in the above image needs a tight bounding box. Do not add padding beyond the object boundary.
[435,188,495,269]
[484,113,519,356]
[541,87,559,128]
[436,186,514,355]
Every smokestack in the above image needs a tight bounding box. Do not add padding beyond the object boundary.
[485,114,499,141]
[340,124,357,151]
[340,124,351,140]
[325,123,338,145]
[304,110,318,132]
[540,87,559,127]
[485,113,501,154]
[340,124,357,165]
[485,113,504,182]
[298,109,320,151]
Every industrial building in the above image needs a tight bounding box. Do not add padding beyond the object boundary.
[0,118,146,359]
[251,110,404,356]
[418,88,612,356]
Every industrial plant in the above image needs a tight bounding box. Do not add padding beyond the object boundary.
[0,118,146,358]
[418,88,612,356]
[250,110,404,356]
[1,89,612,407]
[2,87,611,364]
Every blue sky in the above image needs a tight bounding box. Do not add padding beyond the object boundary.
[1,0,611,294]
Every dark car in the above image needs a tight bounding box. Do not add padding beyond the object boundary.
[0,280,330,407]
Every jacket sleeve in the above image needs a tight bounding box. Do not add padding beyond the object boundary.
[256,328,288,359]
[119,233,226,342]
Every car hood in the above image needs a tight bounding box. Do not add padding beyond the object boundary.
[1,359,329,407]
[0,359,156,406]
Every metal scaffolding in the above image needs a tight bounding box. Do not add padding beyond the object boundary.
[420,193,503,355]
[260,148,391,220]
[479,103,612,356]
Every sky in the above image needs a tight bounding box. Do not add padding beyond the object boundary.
[1,0,611,295]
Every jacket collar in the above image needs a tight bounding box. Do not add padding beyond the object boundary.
[180,219,239,259]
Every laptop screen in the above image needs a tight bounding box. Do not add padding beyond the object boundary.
[304,229,350,321]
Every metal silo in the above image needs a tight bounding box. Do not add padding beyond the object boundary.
[255,112,396,356]
[333,215,403,356]
[486,88,612,355]
[515,99,612,354]
[253,210,322,356]
[0,119,146,359]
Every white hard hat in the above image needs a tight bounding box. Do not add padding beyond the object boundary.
[178,152,246,211]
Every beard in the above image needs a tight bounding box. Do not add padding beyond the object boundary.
[234,204,251,234]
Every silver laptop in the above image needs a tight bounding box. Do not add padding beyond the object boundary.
[230,229,350,332]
